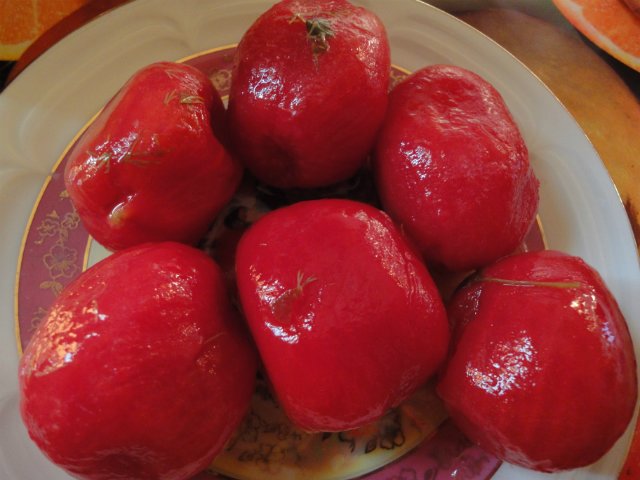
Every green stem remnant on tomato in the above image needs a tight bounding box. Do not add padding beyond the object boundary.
[121,133,165,167]
[272,271,317,321]
[290,13,334,55]
[88,150,113,174]
[179,94,205,105]
[476,276,583,289]
[164,89,205,106]
[88,132,164,173]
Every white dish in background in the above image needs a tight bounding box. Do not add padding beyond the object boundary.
[0,1,638,479]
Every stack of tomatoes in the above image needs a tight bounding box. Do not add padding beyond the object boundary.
[18,1,637,479]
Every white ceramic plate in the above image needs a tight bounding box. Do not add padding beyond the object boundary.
[1,1,638,479]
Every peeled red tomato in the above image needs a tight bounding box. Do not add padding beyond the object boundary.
[437,250,637,471]
[64,62,241,251]
[228,0,390,188]
[375,64,540,272]
[235,199,450,432]
[19,243,257,480]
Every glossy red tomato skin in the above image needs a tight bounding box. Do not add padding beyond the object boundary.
[235,199,449,432]
[64,62,242,251]
[437,250,637,472]
[19,242,257,480]
[375,65,539,272]
[228,0,390,188]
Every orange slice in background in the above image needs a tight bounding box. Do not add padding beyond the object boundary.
[552,0,640,72]
[0,0,88,61]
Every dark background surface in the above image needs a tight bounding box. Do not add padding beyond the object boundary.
[1,62,13,90]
